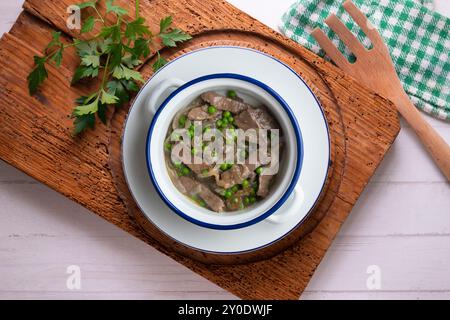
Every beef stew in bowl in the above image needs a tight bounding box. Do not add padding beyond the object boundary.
[164,90,283,213]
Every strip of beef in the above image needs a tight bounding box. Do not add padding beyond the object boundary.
[234,107,278,131]
[179,176,225,212]
[201,92,251,114]
[178,176,202,194]
[257,174,274,197]
[187,105,222,121]
[186,163,212,175]
[179,151,215,175]
[198,187,225,212]
[217,165,252,189]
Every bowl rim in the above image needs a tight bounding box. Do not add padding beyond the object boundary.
[145,73,303,230]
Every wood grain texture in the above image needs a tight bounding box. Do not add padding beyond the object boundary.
[0,0,400,299]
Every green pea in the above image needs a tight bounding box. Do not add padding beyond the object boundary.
[201,169,209,175]
[242,179,249,188]
[231,185,239,193]
[223,111,232,118]
[227,90,237,99]
[220,163,229,171]
[173,161,183,168]
[249,196,257,204]
[224,190,232,199]
[227,116,234,123]
[244,197,251,205]
[181,167,190,176]
[221,117,229,125]
[216,119,224,128]
[178,115,187,127]
[207,105,217,114]
[255,167,263,175]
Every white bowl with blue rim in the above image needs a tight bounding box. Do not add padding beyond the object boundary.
[122,46,330,253]
[146,74,303,230]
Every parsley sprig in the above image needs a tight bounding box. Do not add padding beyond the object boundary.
[27,0,191,135]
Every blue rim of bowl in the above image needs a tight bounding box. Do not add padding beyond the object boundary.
[145,73,303,230]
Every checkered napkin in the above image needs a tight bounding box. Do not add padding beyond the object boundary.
[280,0,450,120]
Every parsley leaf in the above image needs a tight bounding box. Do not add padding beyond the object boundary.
[106,0,128,16]
[73,96,99,116]
[131,38,150,58]
[99,25,122,42]
[71,65,99,84]
[75,40,98,57]
[113,64,144,83]
[97,101,107,124]
[152,52,167,72]
[28,56,48,95]
[81,15,96,34]
[125,17,151,40]
[107,80,129,106]
[100,89,119,104]
[122,54,141,69]
[51,48,64,67]
[46,31,62,51]
[106,42,123,69]
[81,54,100,68]
[160,29,192,47]
[73,113,96,136]
[159,16,172,33]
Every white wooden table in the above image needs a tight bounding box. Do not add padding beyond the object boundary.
[1,0,449,300]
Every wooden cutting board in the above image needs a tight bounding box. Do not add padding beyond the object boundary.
[0,0,400,299]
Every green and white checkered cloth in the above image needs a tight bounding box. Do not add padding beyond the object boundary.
[280,0,450,120]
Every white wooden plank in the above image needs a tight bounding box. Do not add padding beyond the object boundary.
[0,160,37,183]
[340,182,450,236]
[1,235,449,299]
[0,236,233,299]
[0,0,22,35]
[372,126,450,182]
[305,236,450,292]
[301,291,450,300]
[227,0,293,31]
[0,291,235,300]
[0,183,127,237]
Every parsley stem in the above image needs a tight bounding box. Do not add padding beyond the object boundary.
[100,52,112,91]
[63,43,76,49]
[93,7,105,23]
[136,0,140,18]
